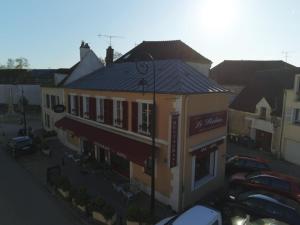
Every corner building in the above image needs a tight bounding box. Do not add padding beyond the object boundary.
[55,41,229,211]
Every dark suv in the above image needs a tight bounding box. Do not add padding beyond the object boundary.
[7,136,36,158]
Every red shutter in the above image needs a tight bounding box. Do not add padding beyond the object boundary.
[68,95,71,113]
[89,97,96,121]
[74,96,79,116]
[122,101,128,130]
[79,96,83,117]
[132,102,138,132]
[104,99,113,125]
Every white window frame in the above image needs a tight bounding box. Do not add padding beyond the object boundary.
[113,100,123,127]
[70,95,77,115]
[191,151,217,191]
[138,102,152,135]
[294,108,300,125]
[96,97,105,122]
[83,96,90,119]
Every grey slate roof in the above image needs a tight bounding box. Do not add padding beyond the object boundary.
[66,60,228,94]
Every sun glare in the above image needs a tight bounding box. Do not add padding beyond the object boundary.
[200,0,237,32]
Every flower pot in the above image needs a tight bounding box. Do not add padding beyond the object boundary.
[92,211,116,225]
[57,188,69,198]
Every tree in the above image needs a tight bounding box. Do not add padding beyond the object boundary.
[0,57,29,69]
[113,51,122,60]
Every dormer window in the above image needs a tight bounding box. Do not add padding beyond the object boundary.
[259,107,267,120]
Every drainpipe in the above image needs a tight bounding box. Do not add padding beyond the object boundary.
[179,95,189,210]
[279,90,287,159]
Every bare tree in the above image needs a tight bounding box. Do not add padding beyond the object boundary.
[0,58,29,69]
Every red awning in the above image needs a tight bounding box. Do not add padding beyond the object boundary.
[55,117,152,166]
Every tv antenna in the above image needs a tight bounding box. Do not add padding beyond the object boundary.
[97,34,124,46]
[281,50,294,63]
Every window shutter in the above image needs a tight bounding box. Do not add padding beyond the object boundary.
[46,94,50,108]
[89,97,96,120]
[74,96,79,116]
[122,101,128,130]
[132,102,138,132]
[79,96,83,117]
[104,99,113,125]
[68,95,71,113]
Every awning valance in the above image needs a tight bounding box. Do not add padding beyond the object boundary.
[55,117,152,166]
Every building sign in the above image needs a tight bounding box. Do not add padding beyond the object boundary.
[53,104,65,113]
[189,111,227,136]
[170,113,179,168]
[192,139,224,157]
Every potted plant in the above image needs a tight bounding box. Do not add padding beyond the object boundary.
[56,176,71,198]
[72,187,90,212]
[126,205,151,225]
[91,197,116,225]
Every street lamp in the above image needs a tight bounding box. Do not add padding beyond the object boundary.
[135,53,156,214]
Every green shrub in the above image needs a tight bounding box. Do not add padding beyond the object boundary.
[92,196,105,211]
[102,204,115,220]
[73,187,90,206]
[127,205,151,222]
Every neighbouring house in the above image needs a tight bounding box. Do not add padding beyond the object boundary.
[0,69,59,112]
[281,69,300,165]
[41,41,104,131]
[115,40,212,76]
[229,68,299,157]
[210,60,296,101]
[54,40,229,211]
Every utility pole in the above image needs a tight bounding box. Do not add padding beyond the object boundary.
[21,86,27,135]
[97,34,123,46]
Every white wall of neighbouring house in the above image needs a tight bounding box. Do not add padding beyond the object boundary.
[64,50,104,85]
[187,62,211,77]
[0,84,41,105]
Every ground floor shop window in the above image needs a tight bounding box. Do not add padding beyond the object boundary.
[192,151,216,190]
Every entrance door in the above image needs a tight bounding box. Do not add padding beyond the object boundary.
[111,153,130,177]
[256,129,272,151]
[95,146,106,163]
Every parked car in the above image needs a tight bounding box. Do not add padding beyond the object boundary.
[7,136,36,158]
[226,155,270,176]
[156,205,223,225]
[229,171,300,203]
[223,191,300,225]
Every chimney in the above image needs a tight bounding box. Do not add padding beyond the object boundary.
[105,46,114,66]
[80,41,90,61]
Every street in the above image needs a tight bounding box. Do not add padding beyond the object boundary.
[0,138,84,225]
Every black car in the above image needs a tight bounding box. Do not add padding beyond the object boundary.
[7,136,36,158]
[223,191,300,225]
[226,155,270,176]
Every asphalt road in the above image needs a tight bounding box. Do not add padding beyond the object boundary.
[0,145,84,225]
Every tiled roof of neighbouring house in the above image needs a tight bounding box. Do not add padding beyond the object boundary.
[230,68,300,116]
[115,40,212,64]
[210,60,296,86]
[66,59,228,94]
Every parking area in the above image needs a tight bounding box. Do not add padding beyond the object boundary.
[227,143,300,179]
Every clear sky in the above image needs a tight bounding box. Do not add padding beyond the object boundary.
[1,0,299,68]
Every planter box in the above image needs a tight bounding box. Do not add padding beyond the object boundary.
[92,211,116,225]
[57,188,69,198]
[127,220,140,225]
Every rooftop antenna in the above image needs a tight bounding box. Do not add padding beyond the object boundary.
[97,34,124,46]
[281,50,295,63]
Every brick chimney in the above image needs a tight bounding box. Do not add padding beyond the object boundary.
[105,46,114,66]
[80,41,90,61]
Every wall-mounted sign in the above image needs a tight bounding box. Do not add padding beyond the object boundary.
[189,111,227,136]
[53,104,65,113]
[170,113,179,168]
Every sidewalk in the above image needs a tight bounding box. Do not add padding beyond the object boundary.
[227,143,300,179]
[17,137,173,223]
